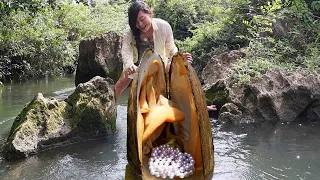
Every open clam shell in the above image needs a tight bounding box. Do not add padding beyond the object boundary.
[126,49,214,179]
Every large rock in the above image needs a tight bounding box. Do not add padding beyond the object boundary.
[2,76,116,159]
[220,70,320,124]
[75,31,122,86]
[202,50,245,109]
[201,50,245,85]
[202,50,320,124]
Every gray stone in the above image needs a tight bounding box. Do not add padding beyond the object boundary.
[202,50,320,124]
[75,31,122,86]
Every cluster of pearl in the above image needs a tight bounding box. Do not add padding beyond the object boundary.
[148,144,195,179]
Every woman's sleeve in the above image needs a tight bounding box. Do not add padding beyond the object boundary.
[165,23,178,59]
[121,29,135,71]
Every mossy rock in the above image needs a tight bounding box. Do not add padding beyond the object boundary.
[204,80,230,109]
[3,76,117,160]
[65,76,117,136]
[3,93,70,159]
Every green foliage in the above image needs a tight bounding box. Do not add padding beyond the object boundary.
[311,1,320,10]
[0,56,31,82]
[0,0,128,82]
[1,0,319,84]
[152,0,197,40]
[159,0,249,74]
[229,57,276,87]
[150,0,319,84]
[230,0,320,85]
[301,44,320,71]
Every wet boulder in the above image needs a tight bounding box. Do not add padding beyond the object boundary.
[204,68,320,124]
[2,76,116,159]
[66,76,117,136]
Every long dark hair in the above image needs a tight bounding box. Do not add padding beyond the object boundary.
[128,1,152,39]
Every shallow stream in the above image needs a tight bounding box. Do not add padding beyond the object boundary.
[0,76,319,180]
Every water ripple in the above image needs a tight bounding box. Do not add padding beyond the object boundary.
[53,87,76,100]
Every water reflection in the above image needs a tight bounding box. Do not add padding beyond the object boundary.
[53,87,76,100]
[213,123,251,179]
[213,122,320,180]
[0,75,76,124]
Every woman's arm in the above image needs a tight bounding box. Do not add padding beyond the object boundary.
[121,29,138,76]
[164,23,178,59]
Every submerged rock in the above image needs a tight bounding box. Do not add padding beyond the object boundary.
[2,76,116,159]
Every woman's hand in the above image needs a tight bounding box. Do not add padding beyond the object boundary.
[183,53,193,64]
[125,65,138,78]
[166,53,193,73]
[166,62,171,73]
[127,65,137,74]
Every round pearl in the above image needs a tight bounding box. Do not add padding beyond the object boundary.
[150,170,155,175]
[179,173,184,178]
[161,173,167,178]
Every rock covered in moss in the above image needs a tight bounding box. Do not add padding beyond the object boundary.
[65,76,117,136]
[2,76,116,159]
[2,93,71,159]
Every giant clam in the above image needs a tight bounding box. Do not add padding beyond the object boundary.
[125,49,214,179]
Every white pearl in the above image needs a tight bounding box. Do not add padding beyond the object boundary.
[179,173,184,178]
[150,170,155,175]
[161,173,167,178]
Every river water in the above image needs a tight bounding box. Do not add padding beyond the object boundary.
[0,76,319,180]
